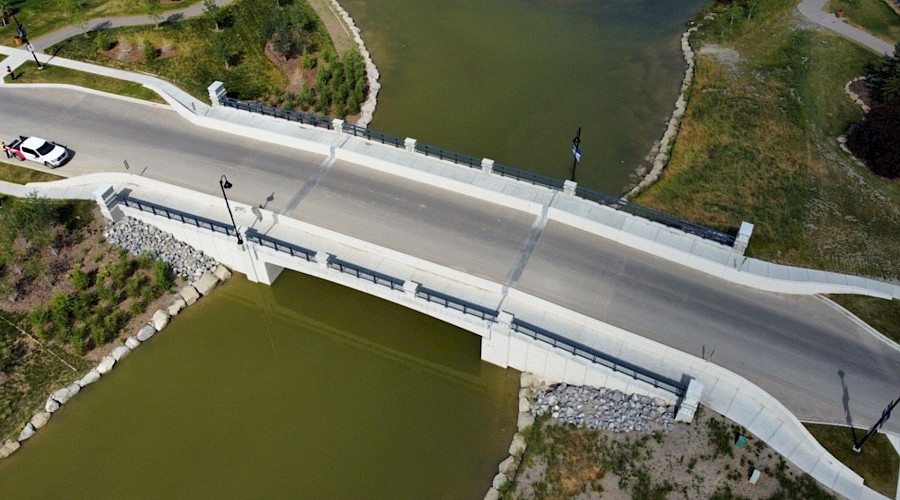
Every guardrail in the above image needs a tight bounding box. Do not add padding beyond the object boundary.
[216,95,735,247]
[120,196,238,238]
[117,194,686,396]
[511,319,686,397]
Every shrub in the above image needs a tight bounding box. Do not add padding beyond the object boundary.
[846,100,900,179]
[867,42,900,105]
[95,31,113,51]
[152,259,174,291]
[136,251,155,269]
[70,266,92,291]
[301,49,316,69]
[49,291,73,329]
[126,274,146,299]
[143,40,157,62]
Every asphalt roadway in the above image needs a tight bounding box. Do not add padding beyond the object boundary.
[2,87,898,433]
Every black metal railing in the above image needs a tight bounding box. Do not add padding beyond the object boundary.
[217,94,735,247]
[415,286,498,322]
[343,123,405,148]
[120,196,237,237]
[493,162,566,191]
[220,96,333,130]
[414,142,482,169]
[246,231,316,262]
[511,319,686,397]
[329,258,406,292]
[574,186,736,246]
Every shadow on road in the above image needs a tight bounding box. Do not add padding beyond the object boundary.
[839,369,860,446]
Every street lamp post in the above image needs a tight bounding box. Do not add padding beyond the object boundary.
[571,127,582,182]
[219,175,243,245]
[853,393,900,452]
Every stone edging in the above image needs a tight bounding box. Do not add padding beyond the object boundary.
[844,76,870,112]
[623,27,698,201]
[484,372,539,500]
[327,0,380,127]
[0,222,233,462]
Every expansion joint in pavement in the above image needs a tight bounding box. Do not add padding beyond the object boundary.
[284,153,338,212]
[502,195,554,295]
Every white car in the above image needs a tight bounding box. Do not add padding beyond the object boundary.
[6,135,70,168]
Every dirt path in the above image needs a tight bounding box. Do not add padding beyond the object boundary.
[306,0,356,56]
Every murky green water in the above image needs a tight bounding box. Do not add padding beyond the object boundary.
[0,273,520,499]
[343,0,708,193]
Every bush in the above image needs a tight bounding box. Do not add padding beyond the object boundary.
[49,291,73,329]
[301,49,316,69]
[867,42,900,105]
[95,31,113,51]
[143,40,157,62]
[70,266,92,291]
[152,259,174,291]
[126,274,147,299]
[846,100,900,179]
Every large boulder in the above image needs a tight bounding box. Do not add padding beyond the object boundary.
[509,433,526,456]
[484,488,500,500]
[111,345,131,361]
[136,325,156,342]
[44,397,60,413]
[151,309,169,331]
[97,355,116,374]
[518,397,530,413]
[30,411,51,429]
[213,265,232,281]
[167,297,186,316]
[179,285,200,306]
[517,412,535,431]
[125,337,141,349]
[499,455,517,476]
[492,473,508,490]
[192,272,219,296]
[17,423,35,442]
[52,384,79,405]
[0,440,20,459]
[78,369,101,388]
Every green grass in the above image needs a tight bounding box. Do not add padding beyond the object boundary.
[0,161,62,184]
[825,0,900,43]
[827,295,900,343]
[3,60,165,103]
[47,0,334,103]
[0,0,202,46]
[635,0,900,281]
[805,422,899,498]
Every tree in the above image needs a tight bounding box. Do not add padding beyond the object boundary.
[0,0,12,27]
[867,42,900,105]
[143,0,164,29]
[846,99,900,179]
[212,33,233,69]
[203,0,222,31]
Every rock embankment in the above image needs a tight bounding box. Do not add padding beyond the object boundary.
[531,383,675,433]
[104,217,218,279]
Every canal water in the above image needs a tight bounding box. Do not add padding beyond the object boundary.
[0,274,520,499]
[342,0,709,194]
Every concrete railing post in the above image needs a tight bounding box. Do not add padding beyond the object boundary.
[675,378,704,423]
[481,158,494,175]
[404,138,417,154]
[332,119,344,134]
[734,221,754,255]
[315,251,330,270]
[403,280,419,298]
[563,180,577,196]
[93,185,122,222]
[207,81,226,106]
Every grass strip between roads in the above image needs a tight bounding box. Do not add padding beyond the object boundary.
[827,294,900,345]
[804,422,899,498]
[3,60,165,103]
[825,0,900,43]
[0,161,63,186]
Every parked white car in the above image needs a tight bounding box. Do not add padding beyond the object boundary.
[5,136,70,168]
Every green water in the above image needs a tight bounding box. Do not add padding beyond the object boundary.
[0,273,520,499]
[344,0,708,193]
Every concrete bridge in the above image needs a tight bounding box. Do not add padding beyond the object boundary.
[1,44,899,499]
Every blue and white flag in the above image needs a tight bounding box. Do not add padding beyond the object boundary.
[572,144,582,163]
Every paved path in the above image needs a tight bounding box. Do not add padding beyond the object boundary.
[798,0,895,56]
[30,0,235,52]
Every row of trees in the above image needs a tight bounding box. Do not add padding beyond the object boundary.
[846,42,900,179]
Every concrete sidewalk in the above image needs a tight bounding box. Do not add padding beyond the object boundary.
[797,0,895,56]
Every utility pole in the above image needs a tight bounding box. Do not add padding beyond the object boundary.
[854,393,900,452]
[570,127,582,182]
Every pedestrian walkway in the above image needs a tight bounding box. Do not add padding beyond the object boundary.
[797,0,895,56]
[30,0,235,52]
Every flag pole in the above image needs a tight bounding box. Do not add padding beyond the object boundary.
[571,127,582,182]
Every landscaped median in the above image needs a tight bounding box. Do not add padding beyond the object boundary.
[3,61,164,103]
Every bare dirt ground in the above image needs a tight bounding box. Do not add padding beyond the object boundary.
[504,405,839,500]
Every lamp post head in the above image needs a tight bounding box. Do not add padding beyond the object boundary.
[220,175,233,189]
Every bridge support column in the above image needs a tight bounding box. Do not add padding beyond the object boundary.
[94,185,123,222]
[244,237,284,285]
[208,81,226,106]
[734,221,754,255]
[675,378,704,423]
[481,311,513,368]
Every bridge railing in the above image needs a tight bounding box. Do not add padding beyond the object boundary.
[415,286,498,322]
[220,96,333,130]
[511,319,686,397]
[246,231,316,262]
[120,196,238,237]
[328,257,406,292]
[216,94,735,247]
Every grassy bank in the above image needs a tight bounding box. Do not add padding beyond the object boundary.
[3,61,165,103]
[0,161,61,185]
[635,0,900,283]
[827,294,900,343]
[825,0,900,43]
[0,0,201,46]
[804,422,899,498]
